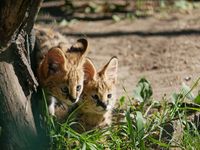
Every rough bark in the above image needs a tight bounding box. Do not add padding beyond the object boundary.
[0,0,43,149]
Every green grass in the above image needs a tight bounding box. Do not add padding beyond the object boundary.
[40,77,200,150]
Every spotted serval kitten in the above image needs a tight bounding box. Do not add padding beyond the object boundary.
[72,57,118,132]
[33,26,89,119]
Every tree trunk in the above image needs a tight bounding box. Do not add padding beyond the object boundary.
[0,0,43,149]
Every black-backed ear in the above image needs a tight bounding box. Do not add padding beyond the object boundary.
[68,38,88,56]
[39,47,66,78]
[100,56,118,83]
[83,58,96,82]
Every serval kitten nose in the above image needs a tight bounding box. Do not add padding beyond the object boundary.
[70,97,76,103]
[68,94,77,103]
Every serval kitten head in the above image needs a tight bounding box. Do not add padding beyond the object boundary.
[81,57,118,114]
[38,39,88,105]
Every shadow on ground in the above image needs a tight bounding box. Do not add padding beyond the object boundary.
[63,29,200,38]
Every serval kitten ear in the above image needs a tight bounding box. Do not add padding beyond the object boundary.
[83,58,96,82]
[38,47,66,79]
[68,38,88,57]
[100,56,118,84]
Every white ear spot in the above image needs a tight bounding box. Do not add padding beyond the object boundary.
[68,38,88,56]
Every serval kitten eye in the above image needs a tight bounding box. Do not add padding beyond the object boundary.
[61,86,69,94]
[107,94,112,99]
[76,85,81,92]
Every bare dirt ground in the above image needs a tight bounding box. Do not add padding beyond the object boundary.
[39,8,200,100]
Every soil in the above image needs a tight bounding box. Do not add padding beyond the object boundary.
[38,8,200,101]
